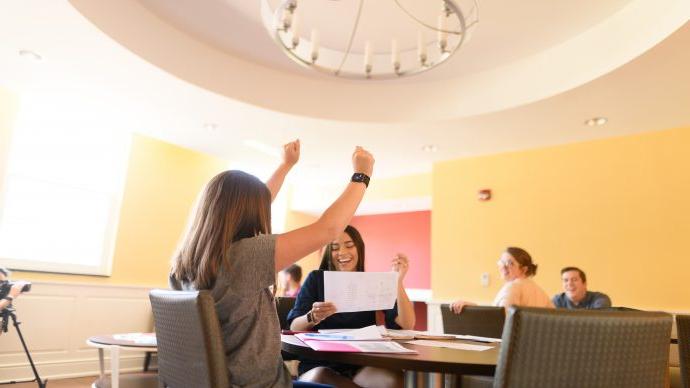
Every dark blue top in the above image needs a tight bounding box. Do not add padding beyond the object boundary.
[286,270,401,375]
[552,291,612,309]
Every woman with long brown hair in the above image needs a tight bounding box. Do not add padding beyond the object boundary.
[287,224,415,388]
[170,140,374,387]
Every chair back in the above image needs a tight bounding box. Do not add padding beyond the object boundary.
[440,305,505,338]
[276,296,296,330]
[678,314,690,388]
[150,289,229,388]
[494,307,672,388]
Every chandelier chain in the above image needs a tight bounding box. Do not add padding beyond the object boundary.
[336,0,366,75]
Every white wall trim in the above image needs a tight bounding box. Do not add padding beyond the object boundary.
[0,281,155,383]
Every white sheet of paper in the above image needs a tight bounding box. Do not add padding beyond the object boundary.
[455,334,502,343]
[305,325,384,341]
[408,339,494,351]
[281,334,309,347]
[113,333,157,345]
[324,271,398,313]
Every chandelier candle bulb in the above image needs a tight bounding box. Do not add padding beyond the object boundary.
[291,12,300,48]
[417,30,427,65]
[310,29,319,62]
[280,9,292,30]
[364,41,373,74]
[391,39,400,71]
[437,14,448,51]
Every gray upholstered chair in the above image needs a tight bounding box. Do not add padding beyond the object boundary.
[440,304,505,338]
[275,296,296,331]
[678,314,690,388]
[149,289,229,388]
[462,306,673,388]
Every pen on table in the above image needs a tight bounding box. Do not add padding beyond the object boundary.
[281,330,315,335]
[465,339,493,344]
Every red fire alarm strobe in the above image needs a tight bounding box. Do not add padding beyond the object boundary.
[478,189,491,201]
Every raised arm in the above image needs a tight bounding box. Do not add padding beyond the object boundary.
[275,146,374,271]
[392,253,416,329]
[265,140,300,203]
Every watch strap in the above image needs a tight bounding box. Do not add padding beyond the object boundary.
[351,172,370,188]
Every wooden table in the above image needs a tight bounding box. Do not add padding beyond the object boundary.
[86,334,158,388]
[282,335,499,387]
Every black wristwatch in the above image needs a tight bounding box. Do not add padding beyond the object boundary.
[306,311,314,323]
[351,172,370,188]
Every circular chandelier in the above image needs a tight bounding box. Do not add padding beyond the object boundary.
[260,0,479,80]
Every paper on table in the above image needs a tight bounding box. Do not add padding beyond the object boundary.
[455,334,502,343]
[300,325,383,341]
[324,271,398,313]
[113,333,156,345]
[385,328,456,340]
[408,340,494,351]
[306,340,417,354]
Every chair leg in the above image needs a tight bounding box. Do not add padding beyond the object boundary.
[143,351,152,372]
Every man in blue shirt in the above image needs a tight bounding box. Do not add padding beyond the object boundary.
[552,267,611,309]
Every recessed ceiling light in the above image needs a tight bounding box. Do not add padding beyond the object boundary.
[18,49,42,61]
[584,117,608,126]
[422,144,439,152]
[203,123,218,130]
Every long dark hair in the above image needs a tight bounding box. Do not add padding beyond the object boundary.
[171,170,272,289]
[319,225,365,272]
[506,246,538,277]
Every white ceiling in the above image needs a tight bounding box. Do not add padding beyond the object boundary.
[138,0,632,80]
[0,0,689,214]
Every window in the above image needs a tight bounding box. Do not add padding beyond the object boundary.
[0,98,131,275]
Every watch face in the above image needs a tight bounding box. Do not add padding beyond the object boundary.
[353,173,364,180]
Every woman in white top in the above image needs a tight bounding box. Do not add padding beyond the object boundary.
[451,247,553,313]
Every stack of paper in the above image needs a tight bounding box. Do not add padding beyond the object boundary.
[409,340,493,352]
[113,333,157,346]
[382,328,457,340]
[296,325,417,354]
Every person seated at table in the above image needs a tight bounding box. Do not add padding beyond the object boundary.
[552,266,611,309]
[450,247,553,314]
[279,264,303,297]
[287,225,415,388]
[170,140,375,388]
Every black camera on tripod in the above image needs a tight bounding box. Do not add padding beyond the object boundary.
[0,279,45,387]
[0,280,32,301]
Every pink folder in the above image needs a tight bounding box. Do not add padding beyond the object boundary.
[304,340,361,352]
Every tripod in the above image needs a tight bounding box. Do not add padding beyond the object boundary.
[0,306,47,388]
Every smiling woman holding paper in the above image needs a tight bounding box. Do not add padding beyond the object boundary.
[287,225,415,388]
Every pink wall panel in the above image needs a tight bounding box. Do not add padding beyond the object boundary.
[350,211,430,289]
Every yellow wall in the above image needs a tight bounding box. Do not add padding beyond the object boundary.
[12,134,227,287]
[432,127,690,311]
[366,172,432,201]
[284,210,321,274]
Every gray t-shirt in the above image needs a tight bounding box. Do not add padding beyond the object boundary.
[177,234,291,387]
